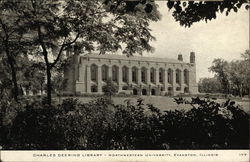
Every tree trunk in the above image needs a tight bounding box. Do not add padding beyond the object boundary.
[5,45,19,102]
[59,90,61,104]
[240,84,243,98]
[9,60,19,101]
[46,65,52,105]
[40,83,43,95]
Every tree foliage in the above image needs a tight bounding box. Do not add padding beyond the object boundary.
[110,0,249,27]
[102,78,119,101]
[167,0,249,27]
[209,58,230,94]
[208,51,250,96]
[198,77,222,93]
[103,0,249,27]
[0,0,32,101]
[1,97,249,150]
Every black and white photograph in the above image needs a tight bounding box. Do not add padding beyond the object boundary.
[0,0,249,161]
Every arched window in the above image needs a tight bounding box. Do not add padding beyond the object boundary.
[184,69,189,84]
[150,68,155,83]
[142,89,147,95]
[176,87,181,91]
[91,85,97,92]
[151,89,156,95]
[122,66,129,82]
[91,64,98,81]
[122,86,128,90]
[132,67,138,83]
[168,69,173,83]
[112,65,118,82]
[141,67,147,83]
[159,68,164,83]
[176,69,181,84]
[102,65,108,82]
[168,87,173,96]
[133,89,138,95]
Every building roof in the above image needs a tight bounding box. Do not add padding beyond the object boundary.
[80,53,186,64]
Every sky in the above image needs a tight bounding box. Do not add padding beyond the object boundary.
[142,2,249,80]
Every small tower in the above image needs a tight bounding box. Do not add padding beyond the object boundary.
[178,54,183,61]
[190,52,195,64]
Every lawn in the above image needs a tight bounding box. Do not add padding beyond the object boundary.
[58,96,250,113]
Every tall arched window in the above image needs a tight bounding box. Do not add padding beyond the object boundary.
[150,68,155,83]
[176,69,181,84]
[102,65,108,82]
[141,67,147,83]
[91,85,97,92]
[91,64,98,81]
[168,69,173,84]
[159,68,164,83]
[132,67,138,83]
[112,65,118,82]
[184,69,189,84]
[122,66,128,82]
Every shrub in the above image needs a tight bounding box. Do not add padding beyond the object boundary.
[1,97,249,150]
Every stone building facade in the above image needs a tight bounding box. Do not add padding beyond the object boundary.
[64,52,198,96]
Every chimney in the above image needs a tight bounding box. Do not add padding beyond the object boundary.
[178,54,183,61]
[190,52,195,64]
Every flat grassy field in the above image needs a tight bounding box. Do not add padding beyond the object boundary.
[58,96,250,113]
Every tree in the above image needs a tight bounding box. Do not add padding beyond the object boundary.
[19,60,46,96]
[228,60,246,97]
[166,0,249,27]
[208,51,250,97]
[0,0,31,101]
[198,77,222,93]
[6,0,160,105]
[52,71,68,104]
[209,59,230,94]
[107,0,249,27]
[240,50,250,96]
[0,57,12,100]
[102,78,119,101]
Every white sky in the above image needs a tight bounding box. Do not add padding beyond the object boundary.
[143,2,249,80]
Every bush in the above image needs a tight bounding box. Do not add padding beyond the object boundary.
[1,96,249,150]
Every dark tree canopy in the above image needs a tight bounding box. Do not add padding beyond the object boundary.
[167,0,249,27]
[106,0,249,27]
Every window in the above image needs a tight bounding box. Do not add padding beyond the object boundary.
[176,69,181,84]
[141,68,146,83]
[159,69,164,83]
[133,89,138,95]
[168,70,171,83]
[122,86,128,90]
[132,68,137,82]
[142,89,147,95]
[112,66,118,82]
[150,68,155,83]
[91,85,97,92]
[184,87,189,93]
[102,65,108,81]
[184,70,189,84]
[151,89,156,95]
[122,67,128,82]
[91,65,97,81]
